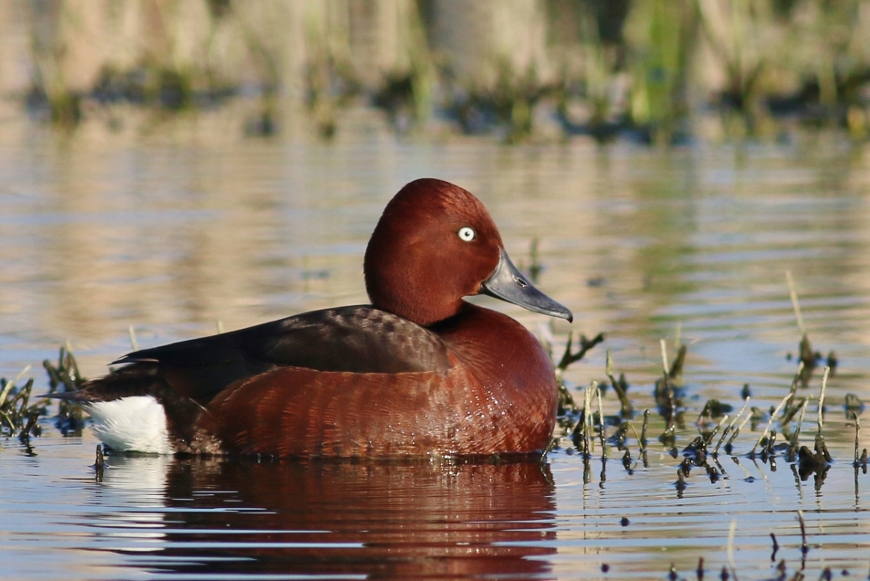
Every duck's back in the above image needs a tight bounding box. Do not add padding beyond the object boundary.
[112,306,453,404]
[64,306,456,455]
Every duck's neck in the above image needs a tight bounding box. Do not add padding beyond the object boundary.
[389,299,465,328]
[431,304,554,380]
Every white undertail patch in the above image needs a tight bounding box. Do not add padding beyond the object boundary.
[84,396,174,454]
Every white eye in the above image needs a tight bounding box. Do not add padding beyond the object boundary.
[457,227,476,242]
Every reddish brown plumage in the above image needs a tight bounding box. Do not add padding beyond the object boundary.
[364,179,503,326]
[206,305,557,457]
[71,178,572,458]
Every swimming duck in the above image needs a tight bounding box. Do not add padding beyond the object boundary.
[63,178,572,458]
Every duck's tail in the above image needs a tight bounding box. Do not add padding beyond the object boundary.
[52,365,223,455]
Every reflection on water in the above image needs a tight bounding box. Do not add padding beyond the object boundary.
[4,439,866,580]
[1,118,870,579]
[93,455,557,580]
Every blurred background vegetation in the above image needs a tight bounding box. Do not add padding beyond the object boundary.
[2,0,870,144]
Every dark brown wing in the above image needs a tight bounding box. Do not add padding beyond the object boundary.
[110,305,452,404]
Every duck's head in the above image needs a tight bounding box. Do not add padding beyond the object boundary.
[364,178,573,327]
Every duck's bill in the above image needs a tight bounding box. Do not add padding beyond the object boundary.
[481,248,573,322]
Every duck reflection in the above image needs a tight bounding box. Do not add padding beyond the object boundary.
[101,456,557,579]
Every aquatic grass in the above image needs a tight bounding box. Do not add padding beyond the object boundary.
[547,301,860,494]
[15,260,869,501]
[579,18,619,143]
[727,518,738,581]
[654,339,686,430]
[750,392,791,455]
[11,1,870,143]
[42,345,86,436]
[696,0,768,137]
[1,345,89,447]
[625,0,697,144]
[372,0,437,132]
[0,366,46,441]
[93,445,105,483]
[787,397,812,460]
[785,271,837,387]
[713,397,749,455]
[854,414,869,471]
[639,408,650,454]
[817,366,830,434]
[605,350,633,417]
[301,11,335,139]
[553,330,605,415]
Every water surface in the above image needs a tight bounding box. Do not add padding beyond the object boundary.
[1,117,869,579]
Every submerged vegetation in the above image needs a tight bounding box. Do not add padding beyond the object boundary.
[542,285,868,579]
[8,0,870,142]
[541,271,868,500]
[0,367,43,443]
[0,346,86,446]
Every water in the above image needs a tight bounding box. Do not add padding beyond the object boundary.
[1,115,869,579]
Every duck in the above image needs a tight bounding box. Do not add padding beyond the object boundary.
[60,178,573,458]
